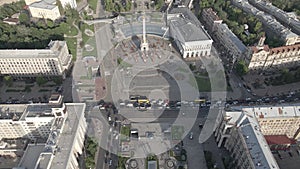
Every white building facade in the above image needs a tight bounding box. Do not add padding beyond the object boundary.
[0,41,72,78]
[168,7,213,60]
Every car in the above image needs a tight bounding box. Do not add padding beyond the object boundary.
[199,123,203,128]
[109,159,112,166]
[189,132,193,140]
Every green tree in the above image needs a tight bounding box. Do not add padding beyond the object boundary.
[19,13,30,25]
[56,0,64,15]
[254,22,262,32]
[53,76,63,85]
[235,60,249,76]
[125,1,132,11]
[4,75,13,87]
[155,0,164,10]
[36,76,47,86]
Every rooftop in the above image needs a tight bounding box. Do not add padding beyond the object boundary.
[169,17,211,42]
[264,135,296,145]
[0,104,27,121]
[17,103,86,169]
[29,0,57,10]
[226,111,280,169]
[168,7,212,42]
[239,105,300,118]
[18,144,45,169]
[48,103,85,169]
[203,8,222,21]
[23,104,55,118]
[0,41,66,58]
[219,23,247,53]
[148,161,157,169]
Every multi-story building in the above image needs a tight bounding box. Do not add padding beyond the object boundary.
[168,7,213,60]
[17,103,87,169]
[248,0,300,36]
[201,8,248,59]
[25,0,76,8]
[215,111,279,169]
[27,0,77,20]
[246,37,300,70]
[0,96,65,140]
[0,41,72,78]
[241,105,300,139]
[201,8,223,34]
[28,0,61,20]
[215,23,248,59]
[232,0,300,46]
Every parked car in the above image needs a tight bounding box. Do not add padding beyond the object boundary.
[189,132,193,140]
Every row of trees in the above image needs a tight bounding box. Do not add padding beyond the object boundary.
[267,67,300,86]
[105,0,132,12]
[200,0,265,46]
[269,0,300,16]
[85,137,98,169]
[0,1,80,49]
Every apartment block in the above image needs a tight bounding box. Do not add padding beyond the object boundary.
[0,41,72,78]
[215,111,279,169]
[0,95,66,140]
[232,0,300,46]
[241,105,300,139]
[201,8,223,33]
[16,103,87,169]
[247,37,300,70]
[201,8,248,59]
[248,0,300,35]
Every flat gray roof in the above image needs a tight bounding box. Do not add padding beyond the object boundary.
[0,41,66,59]
[170,17,211,42]
[29,0,57,10]
[49,103,85,169]
[148,160,157,169]
[219,24,247,53]
[18,144,45,169]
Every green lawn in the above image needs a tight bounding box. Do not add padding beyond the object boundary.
[120,126,130,142]
[189,74,211,92]
[65,37,77,61]
[82,37,97,57]
[88,0,98,11]
[80,23,95,45]
[171,125,184,140]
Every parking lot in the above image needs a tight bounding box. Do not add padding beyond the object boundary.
[0,77,73,104]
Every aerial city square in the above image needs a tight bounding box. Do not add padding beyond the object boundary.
[0,0,300,169]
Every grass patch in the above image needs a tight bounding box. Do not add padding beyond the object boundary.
[82,37,98,57]
[117,58,132,68]
[171,125,184,140]
[66,24,78,36]
[120,126,130,142]
[65,37,77,61]
[87,67,93,79]
[189,74,211,92]
[87,0,98,11]
[79,22,95,44]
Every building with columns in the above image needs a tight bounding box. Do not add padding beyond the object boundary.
[168,7,213,60]
[215,111,279,169]
[0,41,72,79]
[26,0,77,20]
